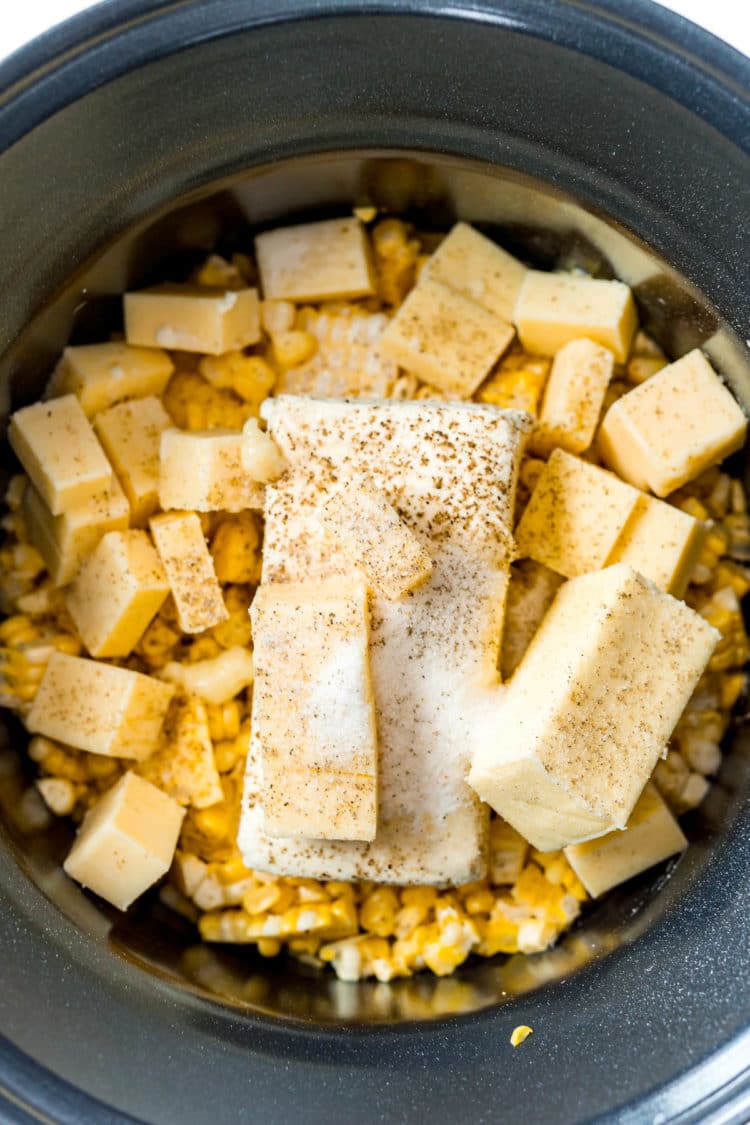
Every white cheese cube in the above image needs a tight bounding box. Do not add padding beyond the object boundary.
[137,695,222,809]
[515,449,641,578]
[48,342,173,417]
[22,474,129,587]
[514,271,637,362]
[607,495,706,598]
[63,772,185,910]
[94,396,172,527]
[9,395,112,515]
[65,530,169,657]
[468,565,719,851]
[255,217,375,302]
[421,222,527,321]
[531,337,615,455]
[124,284,260,355]
[240,419,286,483]
[27,652,175,759]
[321,477,433,600]
[149,511,228,633]
[501,559,564,679]
[251,575,378,842]
[599,349,747,496]
[159,429,264,513]
[379,276,515,398]
[564,783,687,897]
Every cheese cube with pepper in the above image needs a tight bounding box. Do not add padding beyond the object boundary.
[255,217,375,302]
[421,222,527,321]
[27,652,175,759]
[63,772,185,910]
[9,395,112,515]
[515,449,641,578]
[94,396,172,527]
[49,342,173,417]
[514,271,637,362]
[379,277,515,398]
[607,494,706,598]
[531,337,615,455]
[124,284,261,355]
[137,695,223,809]
[599,349,747,496]
[321,477,433,600]
[149,511,228,633]
[65,530,169,657]
[22,474,129,586]
[251,575,378,842]
[468,565,719,851]
[564,783,687,896]
[159,429,264,513]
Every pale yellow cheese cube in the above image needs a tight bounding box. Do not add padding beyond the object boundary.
[607,495,706,598]
[149,511,228,633]
[468,564,718,851]
[531,337,615,455]
[64,530,169,657]
[9,395,112,515]
[421,222,527,321]
[321,477,433,600]
[515,448,641,578]
[255,217,375,302]
[159,429,264,513]
[27,652,175,759]
[137,695,222,809]
[63,772,185,910]
[501,559,564,679]
[48,342,173,417]
[94,396,172,527]
[379,277,515,398]
[251,574,378,842]
[514,271,637,363]
[564,783,687,897]
[124,284,261,355]
[598,349,747,496]
[22,474,129,586]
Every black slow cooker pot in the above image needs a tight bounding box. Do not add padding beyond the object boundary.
[1,2,749,1122]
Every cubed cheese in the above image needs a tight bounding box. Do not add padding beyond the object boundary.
[321,477,433,600]
[64,530,169,657]
[9,395,112,515]
[608,495,706,598]
[514,271,637,363]
[27,652,175,759]
[22,474,129,587]
[564,783,687,897]
[239,396,530,885]
[421,222,527,321]
[515,448,641,578]
[531,337,615,455]
[63,772,185,910]
[378,277,515,398]
[94,396,172,527]
[48,342,173,417]
[240,419,286,483]
[124,284,261,355]
[599,349,747,496]
[251,575,378,842]
[468,565,719,851]
[137,695,223,809]
[159,429,264,512]
[501,559,564,679]
[255,217,375,302]
[149,511,228,633]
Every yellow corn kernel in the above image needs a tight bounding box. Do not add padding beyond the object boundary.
[213,739,242,773]
[679,497,710,522]
[136,613,181,670]
[199,352,276,408]
[193,254,244,288]
[36,776,77,816]
[510,1025,534,1047]
[210,513,263,586]
[271,331,317,369]
[476,365,548,415]
[360,886,399,937]
[243,883,281,914]
[162,370,253,431]
[372,218,420,305]
[400,886,438,910]
[205,701,243,743]
[271,883,297,914]
[462,886,495,915]
[325,881,359,902]
[0,616,39,646]
[720,672,746,710]
[713,561,750,598]
[256,938,282,958]
[261,300,296,335]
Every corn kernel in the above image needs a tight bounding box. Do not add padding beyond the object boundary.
[210,514,262,586]
[271,331,317,368]
[510,1025,534,1047]
[360,886,399,937]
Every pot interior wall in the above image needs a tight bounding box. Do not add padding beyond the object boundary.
[1,151,749,1023]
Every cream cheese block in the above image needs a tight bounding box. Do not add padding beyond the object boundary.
[468,564,719,851]
[238,395,531,885]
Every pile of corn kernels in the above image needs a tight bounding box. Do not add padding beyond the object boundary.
[0,218,747,983]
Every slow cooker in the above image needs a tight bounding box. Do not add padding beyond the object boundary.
[0,1,749,1122]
